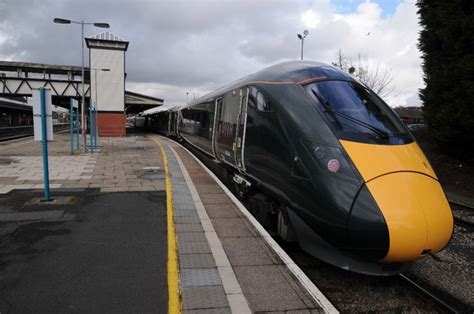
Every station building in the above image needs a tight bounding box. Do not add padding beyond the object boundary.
[0,31,162,136]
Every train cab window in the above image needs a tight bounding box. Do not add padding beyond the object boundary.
[305,80,413,145]
[256,91,272,112]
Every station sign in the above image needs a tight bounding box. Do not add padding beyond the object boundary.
[29,88,53,141]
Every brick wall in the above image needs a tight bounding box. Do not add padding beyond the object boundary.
[97,113,126,136]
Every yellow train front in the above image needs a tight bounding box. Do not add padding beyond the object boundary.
[272,62,454,275]
[341,141,453,264]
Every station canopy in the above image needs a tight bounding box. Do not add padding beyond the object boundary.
[125,91,163,114]
[0,60,163,113]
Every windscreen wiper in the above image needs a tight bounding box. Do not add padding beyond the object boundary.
[311,90,389,140]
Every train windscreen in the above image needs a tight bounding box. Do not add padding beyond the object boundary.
[306,80,413,144]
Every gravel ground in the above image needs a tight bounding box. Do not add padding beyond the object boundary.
[279,240,441,313]
[451,204,474,225]
[407,223,473,312]
[276,209,473,312]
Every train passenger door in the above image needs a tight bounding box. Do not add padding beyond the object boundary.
[215,90,241,165]
[212,98,222,159]
[167,112,173,136]
[235,88,249,171]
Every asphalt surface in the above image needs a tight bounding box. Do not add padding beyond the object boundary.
[0,190,167,313]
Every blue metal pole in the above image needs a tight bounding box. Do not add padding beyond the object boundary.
[70,98,74,155]
[89,103,93,153]
[40,88,51,201]
[95,105,99,147]
[91,104,96,150]
[93,105,97,149]
[75,104,80,150]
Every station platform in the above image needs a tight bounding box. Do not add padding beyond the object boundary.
[0,133,336,313]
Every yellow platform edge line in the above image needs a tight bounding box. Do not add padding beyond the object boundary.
[150,136,182,314]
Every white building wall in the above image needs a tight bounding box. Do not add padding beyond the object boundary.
[90,49,124,112]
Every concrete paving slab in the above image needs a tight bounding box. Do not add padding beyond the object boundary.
[200,193,234,205]
[203,203,241,218]
[212,217,258,237]
[181,286,229,310]
[0,134,165,194]
[233,265,314,312]
[195,184,223,194]
[220,237,281,266]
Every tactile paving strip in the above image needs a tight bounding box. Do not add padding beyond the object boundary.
[176,224,204,233]
[161,144,230,310]
[181,268,221,287]
[175,216,202,224]
[179,241,212,255]
[180,254,216,269]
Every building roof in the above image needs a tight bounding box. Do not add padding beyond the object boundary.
[89,31,127,42]
[125,91,163,114]
[0,97,31,112]
[0,60,84,76]
[86,32,129,50]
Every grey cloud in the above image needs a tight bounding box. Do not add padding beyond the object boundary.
[0,0,423,107]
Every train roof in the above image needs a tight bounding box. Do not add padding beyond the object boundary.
[142,103,183,116]
[189,61,355,106]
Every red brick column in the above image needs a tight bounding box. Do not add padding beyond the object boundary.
[97,112,126,137]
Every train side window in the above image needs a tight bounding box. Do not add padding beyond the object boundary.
[256,91,273,112]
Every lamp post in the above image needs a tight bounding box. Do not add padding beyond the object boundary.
[297,29,309,60]
[53,17,110,153]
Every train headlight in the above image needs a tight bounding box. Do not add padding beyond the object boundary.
[327,159,340,172]
[304,140,360,183]
[313,146,326,159]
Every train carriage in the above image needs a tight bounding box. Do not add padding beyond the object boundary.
[148,61,453,275]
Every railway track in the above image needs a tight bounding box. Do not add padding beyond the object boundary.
[277,201,473,312]
[275,238,472,313]
[450,201,474,231]
[0,124,69,142]
[276,201,473,312]
[399,274,469,313]
[249,198,473,312]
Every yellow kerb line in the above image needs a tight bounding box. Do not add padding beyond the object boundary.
[150,136,182,314]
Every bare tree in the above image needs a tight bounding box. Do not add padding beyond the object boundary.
[332,50,396,99]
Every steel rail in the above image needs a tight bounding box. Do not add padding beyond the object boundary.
[399,274,465,313]
[449,201,474,231]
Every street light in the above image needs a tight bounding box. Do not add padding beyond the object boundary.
[53,17,110,153]
[297,29,309,60]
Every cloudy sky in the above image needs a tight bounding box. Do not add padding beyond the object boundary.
[0,0,423,107]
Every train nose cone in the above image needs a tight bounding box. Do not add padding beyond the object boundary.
[366,172,454,262]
